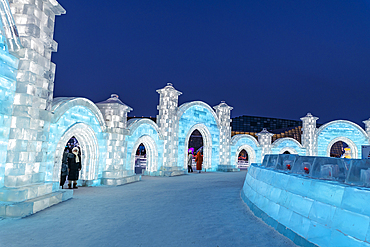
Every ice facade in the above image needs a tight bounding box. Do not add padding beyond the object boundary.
[242,155,370,246]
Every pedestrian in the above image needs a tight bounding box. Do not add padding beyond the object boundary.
[60,147,69,189]
[187,150,193,173]
[67,147,82,189]
[196,150,203,173]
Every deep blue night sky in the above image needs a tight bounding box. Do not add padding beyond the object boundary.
[52,0,370,126]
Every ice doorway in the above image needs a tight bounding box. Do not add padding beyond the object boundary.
[134,143,147,174]
[183,124,212,171]
[52,123,100,187]
[187,129,203,172]
[330,141,351,158]
[237,149,249,170]
[130,135,158,175]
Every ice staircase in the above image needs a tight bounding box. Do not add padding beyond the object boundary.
[0,183,73,218]
[216,165,240,172]
[144,166,186,177]
[101,170,141,186]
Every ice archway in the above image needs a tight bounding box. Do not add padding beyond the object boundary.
[177,101,221,171]
[316,120,369,158]
[52,123,100,183]
[129,135,158,173]
[183,123,212,170]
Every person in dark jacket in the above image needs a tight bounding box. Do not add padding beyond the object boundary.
[60,147,69,189]
[67,147,82,189]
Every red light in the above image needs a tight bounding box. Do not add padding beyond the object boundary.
[304,167,309,174]
[286,164,291,170]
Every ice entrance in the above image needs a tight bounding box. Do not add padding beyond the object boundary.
[134,144,147,174]
[130,135,158,174]
[51,123,100,186]
[330,141,351,158]
[237,149,249,170]
[188,130,203,171]
[59,137,80,188]
[283,151,291,154]
[183,124,212,171]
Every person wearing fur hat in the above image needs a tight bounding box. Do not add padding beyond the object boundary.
[67,147,82,189]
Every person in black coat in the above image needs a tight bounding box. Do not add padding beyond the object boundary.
[67,147,82,189]
[60,147,69,189]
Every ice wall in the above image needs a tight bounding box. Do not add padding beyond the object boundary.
[242,161,370,247]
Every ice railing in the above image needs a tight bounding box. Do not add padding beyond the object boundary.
[261,154,370,187]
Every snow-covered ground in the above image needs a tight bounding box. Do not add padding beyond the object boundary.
[0,171,296,247]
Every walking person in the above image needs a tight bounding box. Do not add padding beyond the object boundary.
[196,150,203,173]
[60,147,69,189]
[67,147,82,189]
[187,150,193,173]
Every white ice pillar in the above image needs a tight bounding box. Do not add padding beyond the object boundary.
[213,101,233,169]
[257,128,274,163]
[97,94,137,185]
[301,113,319,156]
[156,83,182,168]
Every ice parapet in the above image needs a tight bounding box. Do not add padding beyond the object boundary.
[346,159,370,187]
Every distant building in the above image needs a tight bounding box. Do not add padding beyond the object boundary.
[231,115,302,133]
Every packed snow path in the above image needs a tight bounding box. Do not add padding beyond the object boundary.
[0,171,296,247]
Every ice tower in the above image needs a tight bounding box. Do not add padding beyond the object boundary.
[301,112,319,156]
[156,83,182,169]
[257,128,274,162]
[0,0,70,218]
[97,94,141,185]
[213,101,238,171]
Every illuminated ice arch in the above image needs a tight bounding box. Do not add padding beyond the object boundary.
[47,97,107,186]
[177,101,221,171]
[230,135,259,167]
[316,120,369,158]
[126,119,163,173]
[52,123,100,183]
[183,123,212,170]
[271,137,305,155]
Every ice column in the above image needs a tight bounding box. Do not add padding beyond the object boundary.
[301,113,318,156]
[96,94,134,185]
[0,0,20,187]
[257,128,274,163]
[363,118,370,140]
[156,83,182,168]
[213,101,233,168]
[2,1,65,197]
